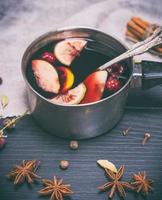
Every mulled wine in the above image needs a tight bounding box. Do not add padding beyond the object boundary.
[26,38,130,105]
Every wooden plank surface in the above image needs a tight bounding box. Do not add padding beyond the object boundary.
[0,106,162,200]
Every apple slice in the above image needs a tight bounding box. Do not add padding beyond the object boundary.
[50,83,86,105]
[54,38,87,66]
[32,60,60,94]
[81,71,108,104]
[57,66,74,93]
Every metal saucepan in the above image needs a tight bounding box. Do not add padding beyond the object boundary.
[21,27,162,139]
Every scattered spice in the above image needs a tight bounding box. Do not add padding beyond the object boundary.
[98,165,134,199]
[131,171,153,195]
[39,176,73,200]
[59,160,69,170]
[7,160,41,184]
[122,127,131,136]
[0,111,28,150]
[0,130,6,137]
[3,118,16,130]
[0,110,28,133]
[0,130,7,149]
[0,77,2,85]
[97,160,117,173]
[142,133,151,145]
[1,95,9,109]
[69,140,79,150]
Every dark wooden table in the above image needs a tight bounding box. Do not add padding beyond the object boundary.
[0,86,162,200]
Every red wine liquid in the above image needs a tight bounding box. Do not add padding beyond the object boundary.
[26,39,130,99]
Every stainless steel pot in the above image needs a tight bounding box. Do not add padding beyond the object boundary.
[21,27,162,139]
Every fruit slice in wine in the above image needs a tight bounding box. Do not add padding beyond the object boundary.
[81,71,108,104]
[57,66,75,93]
[50,83,86,105]
[54,38,87,66]
[32,60,60,94]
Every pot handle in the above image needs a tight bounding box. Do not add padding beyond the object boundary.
[131,60,162,89]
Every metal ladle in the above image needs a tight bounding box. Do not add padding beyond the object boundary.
[98,27,162,71]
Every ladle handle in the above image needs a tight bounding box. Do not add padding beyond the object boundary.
[142,60,162,89]
[98,27,162,71]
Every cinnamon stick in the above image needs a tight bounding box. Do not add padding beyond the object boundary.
[125,30,139,42]
[131,17,150,30]
[154,46,162,53]
[127,21,145,39]
[126,16,162,56]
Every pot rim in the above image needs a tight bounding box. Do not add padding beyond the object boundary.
[21,26,133,107]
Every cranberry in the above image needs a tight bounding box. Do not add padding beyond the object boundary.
[106,77,122,92]
[41,52,56,63]
[0,137,6,149]
[106,67,113,73]
[110,72,119,79]
[111,63,124,74]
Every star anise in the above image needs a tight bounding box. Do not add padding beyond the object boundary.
[39,176,73,200]
[7,160,41,184]
[131,171,153,195]
[98,165,134,199]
